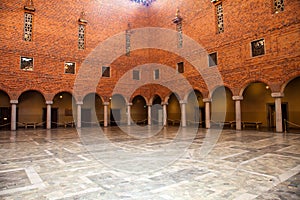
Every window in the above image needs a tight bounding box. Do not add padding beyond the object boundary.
[177,62,184,73]
[274,0,284,13]
[133,70,140,80]
[24,13,33,41]
[251,39,265,57]
[154,69,159,80]
[102,66,110,77]
[20,56,33,71]
[78,24,85,50]
[64,62,75,74]
[216,3,224,34]
[208,52,218,67]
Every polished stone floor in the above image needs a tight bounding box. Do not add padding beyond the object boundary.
[0,126,299,200]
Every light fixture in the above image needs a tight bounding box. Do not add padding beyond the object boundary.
[266,86,269,89]
[130,0,155,6]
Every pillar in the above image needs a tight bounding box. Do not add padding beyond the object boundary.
[162,103,168,126]
[271,92,284,132]
[77,101,83,128]
[46,101,53,129]
[203,98,211,129]
[180,100,187,127]
[10,100,18,131]
[127,103,132,126]
[232,96,243,130]
[103,102,109,127]
[147,104,152,125]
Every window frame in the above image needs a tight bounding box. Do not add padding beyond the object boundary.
[101,66,111,78]
[64,62,76,74]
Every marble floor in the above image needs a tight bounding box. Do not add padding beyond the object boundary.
[0,126,299,200]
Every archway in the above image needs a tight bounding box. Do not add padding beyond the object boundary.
[211,86,234,128]
[241,82,272,130]
[167,93,181,126]
[151,95,162,125]
[82,93,103,127]
[18,90,45,129]
[282,76,300,132]
[0,90,11,130]
[110,94,126,126]
[187,90,204,127]
[53,92,75,128]
[131,95,147,125]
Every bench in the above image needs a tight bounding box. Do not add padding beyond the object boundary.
[242,121,262,130]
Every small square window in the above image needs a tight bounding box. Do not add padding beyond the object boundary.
[251,39,265,57]
[177,62,184,73]
[64,62,75,74]
[102,66,110,77]
[20,56,33,71]
[154,69,159,80]
[208,52,217,67]
[133,70,140,80]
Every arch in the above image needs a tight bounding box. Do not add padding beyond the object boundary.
[0,90,11,130]
[18,90,46,128]
[167,93,181,125]
[149,94,163,105]
[186,89,205,127]
[239,80,270,97]
[110,94,127,126]
[281,76,300,94]
[131,95,147,125]
[53,92,76,127]
[81,93,104,127]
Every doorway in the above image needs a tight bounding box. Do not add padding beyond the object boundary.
[42,108,58,128]
[110,109,120,126]
[81,108,91,127]
[0,107,11,130]
[267,103,288,130]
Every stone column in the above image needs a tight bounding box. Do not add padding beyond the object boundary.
[77,101,83,128]
[127,103,132,126]
[147,104,152,125]
[162,103,168,126]
[103,102,109,127]
[180,100,187,127]
[10,100,18,131]
[46,101,53,129]
[271,92,284,132]
[232,96,243,130]
[203,98,211,129]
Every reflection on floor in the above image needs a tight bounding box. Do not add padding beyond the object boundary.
[0,126,299,200]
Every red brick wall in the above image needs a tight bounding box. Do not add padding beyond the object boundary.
[0,0,299,102]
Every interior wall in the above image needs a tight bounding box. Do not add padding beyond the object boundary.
[53,93,74,124]
[241,83,273,127]
[18,91,45,123]
[131,96,147,123]
[111,95,126,124]
[211,87,234,122]
[168,93,181,121]
[82,94,104,123]
[283,77,300,126]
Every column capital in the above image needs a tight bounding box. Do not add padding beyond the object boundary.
[271,92,284,98]
[147,104,152,107]
[103,102,110,106]
[10,100,18,104]
[203,98,212,103]
[127,103,133,106]
[232,96,243,101]
[76,101,83,105]
[161,102,168,106]
[46,101,53,105]
[179,100,187,104]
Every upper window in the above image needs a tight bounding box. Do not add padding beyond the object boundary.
[251,39,265,57]
[24,13,33,41]
[216,3,224,34]
[102,66,110,77]
[208,52,218,67]
[78,24,85,50]
[274,0,284,13]
[154,69,159,80]
[133,70,140,80]
[64,62,75,74]
[20,56,33,71]
[177,62,184,73]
